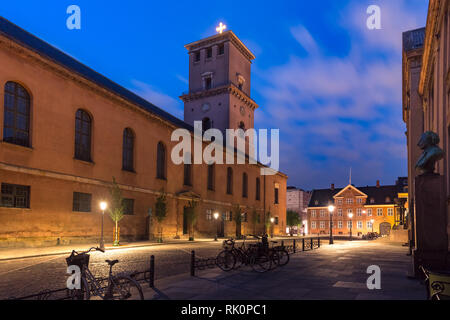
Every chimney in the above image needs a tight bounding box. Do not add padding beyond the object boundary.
[331,184,335,190]
[376,180,380,188]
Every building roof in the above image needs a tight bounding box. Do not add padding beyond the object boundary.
[0,16,193,132]
[403,27,426,52]
[308,183,404,208]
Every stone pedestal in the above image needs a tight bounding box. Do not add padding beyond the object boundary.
[413,174,449,277]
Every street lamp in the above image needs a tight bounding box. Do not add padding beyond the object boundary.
[348,213,354,241]
[328,205,335,245]
[270,217,275,238]
[99,201,108,251]
[371,219,375,233]
[213,212,219,241]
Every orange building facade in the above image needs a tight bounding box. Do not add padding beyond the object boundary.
[0,18,287,247]
[307,179,408,237]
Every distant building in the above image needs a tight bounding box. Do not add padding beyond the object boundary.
[287,187,311,234]
[307,179,408,236]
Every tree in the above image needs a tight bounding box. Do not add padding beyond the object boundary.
[265,211,272,236]
[287,210,301,235]
[109,177,124,246]
[233,204,243,238]
[154,190,167,243]
[251,208,259,235]
[185,198,198,241]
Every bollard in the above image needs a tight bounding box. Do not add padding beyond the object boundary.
[293,239,296,253]
[310,238,313,250]
[190,250,195,277]
[302,238,305,251]
[281,240,284,248]
[149,255,155,288]
[318,237,321,248]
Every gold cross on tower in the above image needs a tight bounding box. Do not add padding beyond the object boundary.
[216,22,227,34]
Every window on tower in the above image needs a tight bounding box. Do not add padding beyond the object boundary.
[205,77,212,90]
[194,51,200,62]
[206,47,213,59]
[218,44,225,55]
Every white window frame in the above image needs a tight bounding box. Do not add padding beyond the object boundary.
[377,208,383,216]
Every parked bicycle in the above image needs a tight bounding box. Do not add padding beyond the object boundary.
[216,238,272,273]
[66,247,144,300]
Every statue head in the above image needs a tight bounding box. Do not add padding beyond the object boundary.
[418,131,440,150]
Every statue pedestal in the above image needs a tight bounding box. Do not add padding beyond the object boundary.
[413,174,449,277]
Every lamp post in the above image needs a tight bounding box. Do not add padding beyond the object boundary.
[371,219,375,233]
[213,212,219,241]
[99,201,108,251]
[348,213,353,241]
[270,217,275,238]
[328,205,335,245]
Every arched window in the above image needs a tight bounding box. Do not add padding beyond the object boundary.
[256,178,261,201]
[75,109,92,162]
[226,167,233,195]
[242,173,248,198]
[156,142,166,180]
[122,128,134,172]
[183,152,192,186]
[202,117,212,131]
[3,82,31,147]
[207,164,215,191]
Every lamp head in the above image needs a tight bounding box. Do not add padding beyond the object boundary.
[214,212,220,220]
[328,205,335,213]
[348,213,353,219]
[100,201,108,211]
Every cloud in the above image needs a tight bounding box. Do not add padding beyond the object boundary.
[254,0,425,189]
[129,80,184,119]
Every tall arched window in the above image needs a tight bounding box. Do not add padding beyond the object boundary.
[207,164,215,191]
[122,128,135,172]
[256,178,261,201]
[75,109,92,162]
[3,82,31,147]
[157,142,166,180]
[242,173,248,198]
[226,167,233,195]
[183,152,192,186]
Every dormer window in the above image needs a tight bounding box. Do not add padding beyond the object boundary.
[385,197,391,203]
[370,198,375,204]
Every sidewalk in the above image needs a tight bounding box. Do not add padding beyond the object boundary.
[0,238,215,261]
[142,241,426,300]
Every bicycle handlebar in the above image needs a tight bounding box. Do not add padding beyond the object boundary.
[71,247,104,256]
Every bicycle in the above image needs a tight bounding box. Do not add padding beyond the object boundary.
[66,247,144,300]
[269,241,290,267]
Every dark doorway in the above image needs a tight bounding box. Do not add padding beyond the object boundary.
[217,218,225,238]
[183,208,188,235]
[379,222,391,236]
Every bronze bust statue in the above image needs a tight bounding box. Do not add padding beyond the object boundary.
[416,131,445,175]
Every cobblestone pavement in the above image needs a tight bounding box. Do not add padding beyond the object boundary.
[144,241,426,300]
[0,241,224,299]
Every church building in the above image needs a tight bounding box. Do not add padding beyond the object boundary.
[0,17,287,247]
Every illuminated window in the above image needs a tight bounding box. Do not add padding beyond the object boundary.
[367,209,372,216]
[387,208,394,216]
[377,208,383,216]
[357,221,363,229]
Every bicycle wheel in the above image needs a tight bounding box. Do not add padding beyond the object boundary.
[276,249,290,266]
[216,250,236,272]
[109,276,144,300]
[269,250,280,270]
[250,252,271,273]
[67,277,90,300]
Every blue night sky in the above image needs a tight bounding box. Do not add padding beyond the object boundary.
[1,0,429,190]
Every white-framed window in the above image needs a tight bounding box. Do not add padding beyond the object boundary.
[311,210,317,218]
[346,198,353,204]
[357,198,363,204]
[320,210,326,217]
[357,221,363,229]
[338,221,343,229]
[377,208,383,216]
[206,209,212,221]
[347,209,353,215]
[387,208,394,216]
[347,221,353,228]
[320,221,325,229]
[338,208,343,217]
[356,208,362,216]
[311,221,317,229]
[367,208,372,216]
[367,221,373,229]
[337,199,343,205]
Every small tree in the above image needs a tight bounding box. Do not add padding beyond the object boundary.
[185,198,198,241]
[265,211,273,237]
[233,204,243,238]
[109,177,124,246]
[287,210,301,235]
[154,191,167,243]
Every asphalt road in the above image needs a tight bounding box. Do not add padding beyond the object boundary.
[0,241,225,299]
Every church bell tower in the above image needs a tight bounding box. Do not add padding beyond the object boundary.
[181,26,258,135]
